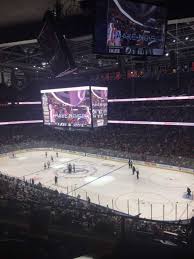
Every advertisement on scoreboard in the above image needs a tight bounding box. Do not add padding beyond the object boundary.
[41,87,92,128]
[91,86,108,127]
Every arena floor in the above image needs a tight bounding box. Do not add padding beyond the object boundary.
[0,149,194,221]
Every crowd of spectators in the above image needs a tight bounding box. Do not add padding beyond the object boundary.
[0,172,191,246]
[0,120,193,251]
[109,72,194,99]
[0,172,119,232]
[0,124,194,168]
[0,104,41,122]
[109,101,194,122]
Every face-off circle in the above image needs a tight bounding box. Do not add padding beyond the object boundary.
[56,164,97,178]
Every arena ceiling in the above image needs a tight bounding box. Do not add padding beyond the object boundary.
[0,0,194,81]
[0,0,192,27]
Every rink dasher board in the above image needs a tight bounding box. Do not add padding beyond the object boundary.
[64,150,85,156]
[0,148,85,157]
[1,148,194,175]
[133,160,194,175]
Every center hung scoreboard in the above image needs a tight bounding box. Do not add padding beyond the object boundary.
[41,86,108,128]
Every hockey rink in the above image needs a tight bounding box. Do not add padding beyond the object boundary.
[0,149,194,221]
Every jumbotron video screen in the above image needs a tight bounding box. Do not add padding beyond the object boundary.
[41,86,108,128]
[95,0,167,56]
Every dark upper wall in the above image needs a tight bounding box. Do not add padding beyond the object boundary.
[0,72,194,102]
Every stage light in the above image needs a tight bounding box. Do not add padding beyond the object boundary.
[185,36,189,40]
[173,39,176,43]
[42,62,47,66]
[165,53,169,56]
[33,65,36,68]
[15,67,18,70]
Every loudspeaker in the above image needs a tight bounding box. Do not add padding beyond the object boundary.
[38,11,76,77]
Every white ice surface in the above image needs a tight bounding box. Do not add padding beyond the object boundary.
[0,150,194,221]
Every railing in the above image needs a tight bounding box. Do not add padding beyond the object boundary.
[0,195,191,246]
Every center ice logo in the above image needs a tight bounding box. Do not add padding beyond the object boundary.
[56,164,97,178]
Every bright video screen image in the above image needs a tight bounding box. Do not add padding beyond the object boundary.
[91,87,108,127]
[95,0,166,56]
[41,86,108,128]
[41,87,91,128]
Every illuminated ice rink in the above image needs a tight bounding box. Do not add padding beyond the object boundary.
[0,149,194,221]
